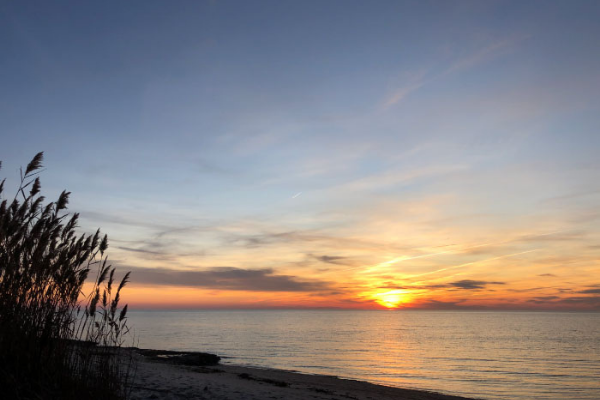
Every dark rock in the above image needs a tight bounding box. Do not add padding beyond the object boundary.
[173,353,221,366]
[136,348,221,366]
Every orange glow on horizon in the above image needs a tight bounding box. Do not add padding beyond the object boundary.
[81,224,600,311]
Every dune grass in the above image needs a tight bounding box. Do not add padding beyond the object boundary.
[0,152,133,399]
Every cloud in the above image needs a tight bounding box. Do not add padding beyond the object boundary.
[382,34,530,109]
[444,34,530,75]
[516,230,585,243]
[449,280,505,290]
[334,164,467,193]
[222,230,394,252]
[310,254,351,266]
[77,210,169,230]
[155,226,208,239]
[195,158,235,175]
[117,246,165,256]
[542,188,600,204]
[222,231,323,248]
[223,231,300,248]
[519,294,600,309]
[579,289,600,294]
[412,299,475,310]
[531,296,560,301]
[506,286,555,293]
[383,69,429,108]
[376,280,506,291]
[558,296,600,307]
[538,273,557,277]
[128,266,331,292]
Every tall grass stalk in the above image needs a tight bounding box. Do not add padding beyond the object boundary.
[0,152,133,399]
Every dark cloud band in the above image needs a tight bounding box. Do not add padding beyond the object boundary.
[127,266,331,292]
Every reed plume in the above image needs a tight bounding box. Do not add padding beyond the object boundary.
[0,152,133,399]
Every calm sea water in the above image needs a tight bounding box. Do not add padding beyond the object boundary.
[128,310,600,400]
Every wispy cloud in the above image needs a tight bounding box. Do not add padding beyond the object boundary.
[353,230,564,275]
[383,69,430,109]
[117,246,165,256]
[409,249,540,282]
[77,210,170,230]
[382,34,530,109]
[444,34,530,75]
[309,254,352,266]
[334,164,468,193]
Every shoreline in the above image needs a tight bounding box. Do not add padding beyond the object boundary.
[129,348,480,400]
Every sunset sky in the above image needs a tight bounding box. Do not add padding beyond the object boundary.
[1,1,599,310]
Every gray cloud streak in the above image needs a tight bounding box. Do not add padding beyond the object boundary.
[377,280,506,291]
[579,288,600,294]
[128,266,331,292]
[310,254,352,266]
[117,246,164,255]
[449,280,505,290]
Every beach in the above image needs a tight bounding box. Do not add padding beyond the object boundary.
[129,349,477,400]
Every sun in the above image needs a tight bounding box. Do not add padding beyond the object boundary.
[373,290,413,309]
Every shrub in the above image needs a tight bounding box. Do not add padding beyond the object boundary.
[0,152,133,399]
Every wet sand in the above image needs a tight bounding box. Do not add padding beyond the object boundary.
[129,349,480,400]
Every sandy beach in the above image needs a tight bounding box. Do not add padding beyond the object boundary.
[129,349,478,400]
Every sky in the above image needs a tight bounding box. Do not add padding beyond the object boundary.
[1,0,600,310]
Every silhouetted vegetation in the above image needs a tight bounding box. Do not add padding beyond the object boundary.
[0,153,133,399]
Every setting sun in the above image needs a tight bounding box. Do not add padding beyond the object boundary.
[373,290,413,309]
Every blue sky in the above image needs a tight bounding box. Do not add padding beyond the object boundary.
[1,1,599,309]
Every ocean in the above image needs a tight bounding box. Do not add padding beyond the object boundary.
[127,310,600,400]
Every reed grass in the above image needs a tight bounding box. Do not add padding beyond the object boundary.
[0,152,134,399]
